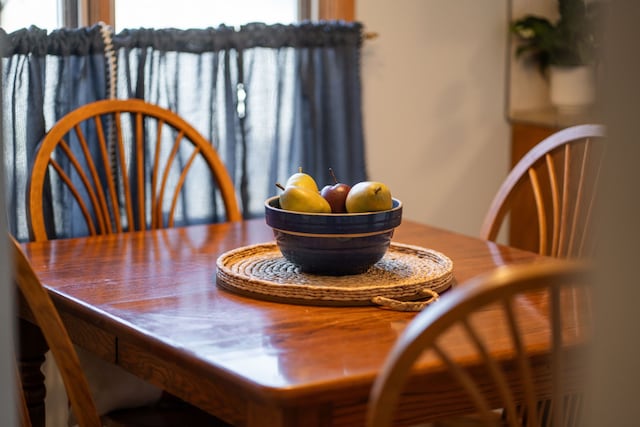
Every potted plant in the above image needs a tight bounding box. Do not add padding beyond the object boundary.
[511,0,601,110]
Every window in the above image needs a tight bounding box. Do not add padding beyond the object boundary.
[0,0,353,32]
[0,0,58,32]
[114,0,300,31]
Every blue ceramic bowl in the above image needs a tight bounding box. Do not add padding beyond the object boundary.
[264,196,403,275]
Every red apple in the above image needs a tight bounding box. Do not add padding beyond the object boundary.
[320,168,351,213]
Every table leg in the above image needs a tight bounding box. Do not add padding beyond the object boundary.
[18,319,49,427]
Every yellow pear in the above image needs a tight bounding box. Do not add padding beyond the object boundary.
[285,167,319,192]
[345,181,393,213]
[279,185,332,213]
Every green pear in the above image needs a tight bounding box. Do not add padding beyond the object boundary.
[345,181,393,213]
[279,185,332,213]
[285,167,319,192]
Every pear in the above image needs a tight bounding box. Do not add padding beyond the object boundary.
[345,181,393,213]
[285,167,319,192]
[279,185,332,213]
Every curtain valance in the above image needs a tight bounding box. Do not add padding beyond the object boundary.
[0,21,363,56]
[1,25,106,56]
[113,21,363,52]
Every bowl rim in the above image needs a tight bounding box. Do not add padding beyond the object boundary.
[264,195,402,216]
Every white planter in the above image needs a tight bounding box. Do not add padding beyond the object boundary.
[549,65,596,111]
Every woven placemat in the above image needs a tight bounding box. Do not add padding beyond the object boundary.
[216,242,453,309]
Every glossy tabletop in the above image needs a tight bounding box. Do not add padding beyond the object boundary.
[20,219,553,427]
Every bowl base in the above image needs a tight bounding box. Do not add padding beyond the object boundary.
[275,231,392,276]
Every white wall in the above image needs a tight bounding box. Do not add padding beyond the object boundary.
[508,0,557,112]
[357,0,511,237]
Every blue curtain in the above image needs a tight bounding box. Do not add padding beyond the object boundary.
[1,25,109,240]
[1,22,367,241]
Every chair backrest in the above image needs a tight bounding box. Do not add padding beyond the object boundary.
[367,262,591,427]
[480,124,606,258]
[28,99,242,242]
[11,235,102,427]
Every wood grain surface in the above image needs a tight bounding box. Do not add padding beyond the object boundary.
[20,219,556,426]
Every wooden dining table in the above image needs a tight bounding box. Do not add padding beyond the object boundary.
[18,218,556,427]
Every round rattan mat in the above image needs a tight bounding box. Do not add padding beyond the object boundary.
[216,242,453,308]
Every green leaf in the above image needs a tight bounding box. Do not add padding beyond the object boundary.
[510,0,601,73]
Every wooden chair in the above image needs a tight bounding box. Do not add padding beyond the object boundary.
[12,235,103,427]
[11,235,230,427]
[21,98,238,425]
[367,261,592,427]
[27,98,242,242]
[480,124,606,258]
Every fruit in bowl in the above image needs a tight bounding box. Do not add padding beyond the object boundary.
[320,168,351,213]
[345,181,392,213]
[266,169,402,275]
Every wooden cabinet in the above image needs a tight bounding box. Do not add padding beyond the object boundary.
[508,108,596,253]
